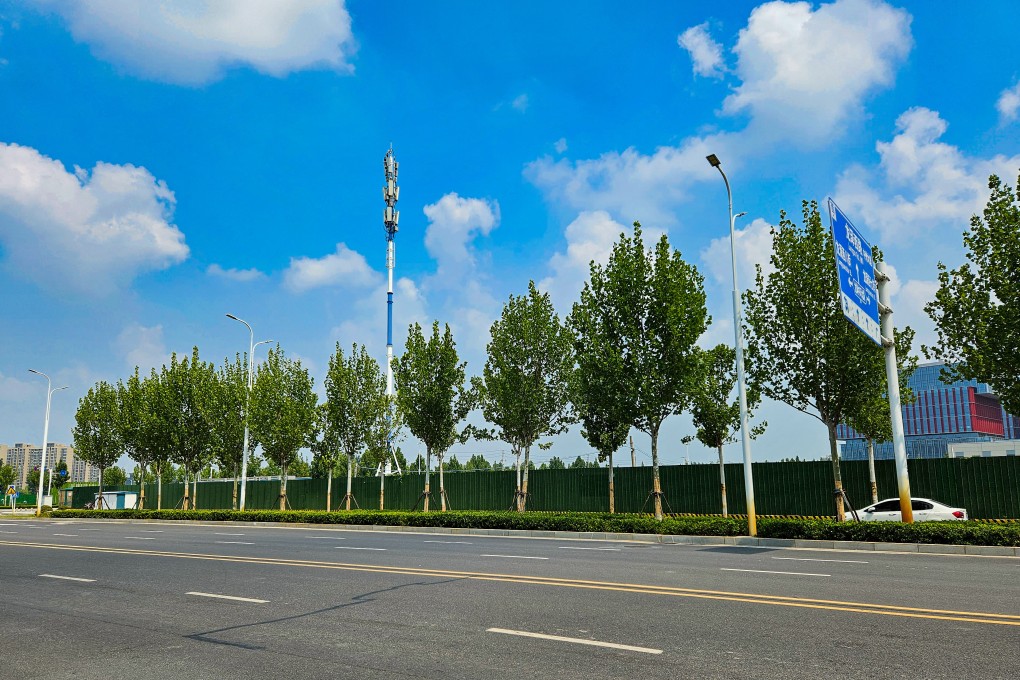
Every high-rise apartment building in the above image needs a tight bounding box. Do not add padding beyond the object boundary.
[838,362,1020,460]
[1,442,98,488]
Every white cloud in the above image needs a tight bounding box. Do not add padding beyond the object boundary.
[700,217,776,293]
[997,82,1020,124]
[207,263,265,282]
[115,323,168,371]
[512,94,529,112]
[725,0,912,143]
[423,193,499,278]
[283,242,378,293]
[0,370,38,403]
[331,276,429,356]
[892,278,938,350]
[677,22,724,78]
[0,143,188,295]
[554,138,568,154]
[538,210,629,309]
[35,0,356,85]
[835,107,1020,244]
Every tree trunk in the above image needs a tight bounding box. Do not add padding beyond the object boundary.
[279,463,288,511]
[345,452,354,511]
[138,465,146,510]
[232,464,238,511]
[519,446,532,512]
[98,467,105,509]
[157,471,163,510]
[718,445,728,517]
[651,425,663,521]
[380,462,385,510]
[828,422,845,521]
[608,450,615,514]
[193,470,199,510]
[867,437,878,504]
[438,454,446,512]
[514,447,522,509]
[630,436,636,467]
[326,470,333,512]
[423,448,431,512]
[182,470,190,510]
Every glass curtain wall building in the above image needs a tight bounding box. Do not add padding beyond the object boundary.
[838,362,1020,460]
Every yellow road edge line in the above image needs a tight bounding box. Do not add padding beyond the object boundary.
[2,539,1018,625]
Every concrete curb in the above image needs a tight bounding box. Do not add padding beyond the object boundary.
[45,516,1020,557]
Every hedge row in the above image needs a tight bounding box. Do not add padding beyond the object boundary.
[49,508,1020,546]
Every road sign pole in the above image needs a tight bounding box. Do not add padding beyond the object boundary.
[876,261,913,523]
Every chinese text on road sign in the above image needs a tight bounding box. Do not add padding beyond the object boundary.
[829,199,881,345]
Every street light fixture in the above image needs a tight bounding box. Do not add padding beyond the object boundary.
[226,314,273,511]
[705,154,758,537]
[28,369,68,517]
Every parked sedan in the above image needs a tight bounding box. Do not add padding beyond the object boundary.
[857,498,967,521]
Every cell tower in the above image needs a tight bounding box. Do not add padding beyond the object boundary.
[383,148,399,398]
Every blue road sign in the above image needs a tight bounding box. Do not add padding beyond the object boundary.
[828,199,881,345]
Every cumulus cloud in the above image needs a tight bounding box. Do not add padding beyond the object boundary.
[206,263,265,282]
[331,276,428,354]
[725,0,912,143]
[892,278,938,350]
[537,210,629,308]
[678,22,725,78]
[554,138,568,154]
[0,143,188,295]
[997,82,1020,124]
[423,193,499,278]
[115,323,168,371]
[834,107,1020,244]
[34,0,357,85]
[283,242,378,293]
[0,370,38,403]
[700,217,776,293]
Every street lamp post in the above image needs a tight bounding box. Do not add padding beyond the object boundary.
[28,369,68,517]
[226,314,273,512]
[706,154,758,537]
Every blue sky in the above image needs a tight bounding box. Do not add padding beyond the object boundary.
[1,0,1019,468]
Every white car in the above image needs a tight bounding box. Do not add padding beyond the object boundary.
[856,497,967,522]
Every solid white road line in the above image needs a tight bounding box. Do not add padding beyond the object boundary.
[186,592,269,604]
[0,531,18,534]
[558,546,621,551]
[721,568,830,577]
[139,530,163,533]
[40,574,95,583]
[214,533,245,536]
[335,546,387,551]
[216,541,255,545]
[78,529,101,531]
[772,557,869,564]
[308,536,346,540]
[481,554,549,560]
[487,628,662,655]
[52,533,78,537]
[123,537,155,540]
[424,540,472,544]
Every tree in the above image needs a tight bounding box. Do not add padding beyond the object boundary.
[474,281,575,511]
[445,455,463,471]
[743,201,915,520]
[321,344,388,510]
[209,354,248,510]
[161,348,218,510]
[116,367,162,509]
[465,454,492,471]
[547,456,566,469]
[73,381,123,508]
[568,291,630,513]
[577,224,709,519]
[393,321,473,511]
[27,468,41,492]
[104,466,127,487]
[568,456,592,469]
[925,172,1020,415]
[0,464,15,491]
[250,346,318,510]
[683,344,766,517]
[143,368,175,509]
[845,336,917,505]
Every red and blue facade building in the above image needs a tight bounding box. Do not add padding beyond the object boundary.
[838,362,1019,460]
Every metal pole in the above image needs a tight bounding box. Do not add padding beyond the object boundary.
[875,261,913,523]
[227,314,254,511]
[383,148,400,477]
[29,370,66,516]
[707,154,757,536]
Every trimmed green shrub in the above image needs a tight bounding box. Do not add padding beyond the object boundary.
[758,518,1020,546]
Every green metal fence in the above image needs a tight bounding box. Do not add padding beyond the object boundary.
[63,457,1020,518]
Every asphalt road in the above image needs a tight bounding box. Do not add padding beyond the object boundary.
[1,519,1017,679]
